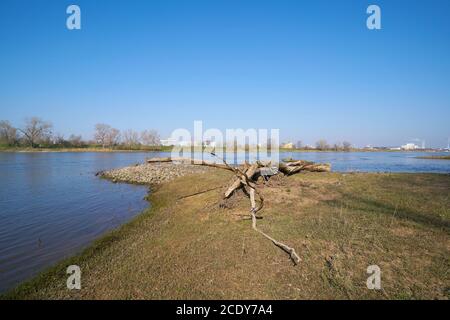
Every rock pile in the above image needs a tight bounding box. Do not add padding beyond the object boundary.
[100,162,211,185]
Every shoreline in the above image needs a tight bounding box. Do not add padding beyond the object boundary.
[416,155,450,160]
[0,148,169,153]
[1,147,446,154]
[1,167,449,299]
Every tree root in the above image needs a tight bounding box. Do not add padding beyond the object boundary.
[177,185,228,200]
[250,211,301,265]
[248,188,301,265]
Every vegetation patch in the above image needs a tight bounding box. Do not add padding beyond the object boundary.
[417,155,450,160]
[2,171,449,299]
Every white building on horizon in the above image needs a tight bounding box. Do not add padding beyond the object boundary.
[401,143,419,150]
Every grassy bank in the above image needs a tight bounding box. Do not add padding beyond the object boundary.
[0,146,173,153]
[2,171,449,299]
[417,155,450,160]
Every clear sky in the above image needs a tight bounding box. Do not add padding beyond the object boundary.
[0,0,449,147]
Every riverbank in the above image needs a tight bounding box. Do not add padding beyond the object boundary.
[2,168,449,299]
[0,146,172,153]
[417,155,450,160]
[1,146,443,154]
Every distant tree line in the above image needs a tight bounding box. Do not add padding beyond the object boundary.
[0,117,161,149]
[315,139,352,151]
[291,139,352,151]
[1,117,351,152]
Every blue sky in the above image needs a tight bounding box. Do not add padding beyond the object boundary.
[0,0,449,147]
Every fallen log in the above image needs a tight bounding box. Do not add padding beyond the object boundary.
[285,160,314,167]
[146,157,172,163]
[147,157,232,171]
[279,162,330,175]
[224,162,259,198]
[301,163,331,172]
[147,156,330,174]
[225,173,248,199]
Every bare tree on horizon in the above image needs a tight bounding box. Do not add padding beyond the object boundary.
[0,120,18,146]
[94,124,110,148]
[316,139,329,150]
[68,134,83,147]
[141,129,160,146]
[343,141,352,151]
[123,129,140,147]
[94,123,120,148]
[19,117,53,148]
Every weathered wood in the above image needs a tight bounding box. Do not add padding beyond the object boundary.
[190,161,232,171]
[224,162,260,198]
[249,187,256,209]
[279,162,330,175]
[146,157,172,163]
[147,153,330,266]
[224,165,249,198]
[147,157,233,171]
[147,156,330,175]
[251,209,301,265]
[301,163,331,172]
[285,160,314,167]
[244,163,260,180]
[224,179,242,198]
[211,152,301,265]
[248,187,300,265]
[177,185,227,200]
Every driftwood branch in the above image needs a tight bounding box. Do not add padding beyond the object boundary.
[146,155,330,266]
[224,162,260,198]
[249,202,301,265]
[147,157,232,171]
[177,185,228,200]
[279,161,330,175]
[211,153,302,264]
[148,156,330,175]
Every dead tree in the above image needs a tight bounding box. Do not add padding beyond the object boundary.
[147,155,331,265]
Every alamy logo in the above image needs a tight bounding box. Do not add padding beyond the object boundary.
[366,265,381,290]
[367,5,381,30]
[66,5,81,30]
[66,265,81,290]
[169,121,280,164]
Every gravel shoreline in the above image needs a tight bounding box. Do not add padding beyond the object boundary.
[100,162,212,185]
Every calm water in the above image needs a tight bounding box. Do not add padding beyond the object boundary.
[0,151,449,293]
[0,152,163,293]
[199,151,450,173]
[278,151,450,173]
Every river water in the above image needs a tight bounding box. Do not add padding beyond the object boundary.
[0,151,449,293]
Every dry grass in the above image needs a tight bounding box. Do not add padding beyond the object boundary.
[3,171,449,300]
